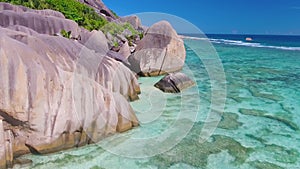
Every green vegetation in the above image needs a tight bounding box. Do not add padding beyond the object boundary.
[101,22,141,45]
[139,32,144,39]
[0,0,108,31]
[113,41,119,48]
[100,22,138,36]
[60,29,71,39]
[125,34,136,46]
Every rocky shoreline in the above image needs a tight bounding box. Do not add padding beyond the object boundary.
[0,1,194,168]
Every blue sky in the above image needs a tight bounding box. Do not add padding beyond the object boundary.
[103,0,300,35]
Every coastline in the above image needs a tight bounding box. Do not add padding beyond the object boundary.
[14,36,300,168]
[0,2,192,168]
[1,1,300,169]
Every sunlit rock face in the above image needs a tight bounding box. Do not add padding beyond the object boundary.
[0,2,65,18]
[119,15,143,30]
[0,3,81,37]
[0,26,139,155]
[0,4,141,167]
[0,2,140,100]
[128,21,186,77]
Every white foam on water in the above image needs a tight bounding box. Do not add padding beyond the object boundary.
[209,38,300,51]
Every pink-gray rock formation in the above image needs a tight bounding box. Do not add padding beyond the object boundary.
[127,21,186,76]
[0,6,82,38]
[0,25,140,154]
[118,41,131,60]
[154,72,195,93]
[0,2,65,18]
[120,15,142,30]
[0,3,140,100]
[0,120,13,169]
[0,2,191,168]
[0,4,141,168]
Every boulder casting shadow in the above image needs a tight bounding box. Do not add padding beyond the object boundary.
[154,72,195,93]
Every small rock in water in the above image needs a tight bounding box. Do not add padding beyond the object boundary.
[154,72,195,93]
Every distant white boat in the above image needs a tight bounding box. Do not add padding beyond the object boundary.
[245,37,253,42]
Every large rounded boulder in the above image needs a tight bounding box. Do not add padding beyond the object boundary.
[0,14,140,169]
[127,21,186,77]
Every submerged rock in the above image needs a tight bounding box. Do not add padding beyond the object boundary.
[249,87,284,102]
[261,144,299,164]
[127,21,186,76]
[248,161,284,169]
[218,112,243,130]
[154,72,195,93]
[239,109,299,131]
[147,121,252,168]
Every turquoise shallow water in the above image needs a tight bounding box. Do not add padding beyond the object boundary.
[18,36,300,169]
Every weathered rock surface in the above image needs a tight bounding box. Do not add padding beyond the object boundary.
[0,1,189,168]
[0,5,81,37]
[0,120,13,169]
[0,3,140,100]
[0,2,65,18]
[80,30,109,55]
[108,50,127,62]
[154,72,195,93]
[0,4,141,166]
[118,41,131,59]
[95,55,141,101]
[120,15,142,30]
[122,29,133,37]
[127,21,186,76]
[0,26,139,157]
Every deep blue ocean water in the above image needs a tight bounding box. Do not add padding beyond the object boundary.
[19,35,300,169]
[207,34,300,48]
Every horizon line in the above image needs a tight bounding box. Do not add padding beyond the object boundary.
[179,33,300,36]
